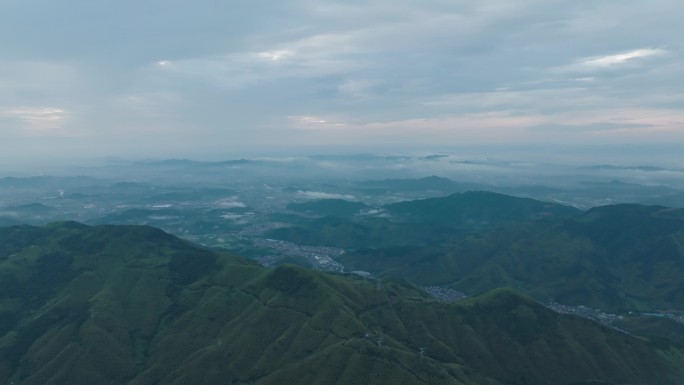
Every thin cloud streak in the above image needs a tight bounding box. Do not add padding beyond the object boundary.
[580,49,668,68]
[0,107,67,133]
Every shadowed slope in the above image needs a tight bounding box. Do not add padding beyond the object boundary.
[385,191,581,227]
[0,223,682,384]
[343,203,684,312]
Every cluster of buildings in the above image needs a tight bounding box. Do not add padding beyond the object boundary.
[543,301,622,325]
[643,312,684,324]
[252,238,345,272]
[423,286,468,303]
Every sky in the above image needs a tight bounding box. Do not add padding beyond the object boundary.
[1,0,683,162]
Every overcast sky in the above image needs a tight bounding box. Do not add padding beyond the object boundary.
[1,0,683,162]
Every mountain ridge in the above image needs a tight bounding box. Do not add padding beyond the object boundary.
[342,202,684,312]
[1,222,682,384]
[385,191,582,227]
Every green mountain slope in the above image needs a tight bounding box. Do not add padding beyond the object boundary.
[352,176,484,194]
[0,223,683,384]
[385,191,582,227]
[266,216,457,249]
[287,199,368,217]
[343,203,684,312]
[267,192,581,249]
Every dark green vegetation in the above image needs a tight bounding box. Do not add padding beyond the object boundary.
[352,176,483,194]
[267,215,457,249]
[615,316,684,347]
[1,223,683,384]
[384,191,582,227]
[287,199,368,217]
[270,192,684,313]
[339,203,684,313]
[267,191,581,250]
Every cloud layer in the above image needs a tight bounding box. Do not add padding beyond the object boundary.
[1,0,682,160]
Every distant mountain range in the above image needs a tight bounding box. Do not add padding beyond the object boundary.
[1,222,682,384]
[134,158,262,168]
[0,176,99,188]
[353,176,484,193]
[578,164,683,172]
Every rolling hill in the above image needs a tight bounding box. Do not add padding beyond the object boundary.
[352,176,484,194]
[384,191,582,227]
[0,222,682,384]
[287,199,368,217]
[267,191,582,250]
[342,203,684,312]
